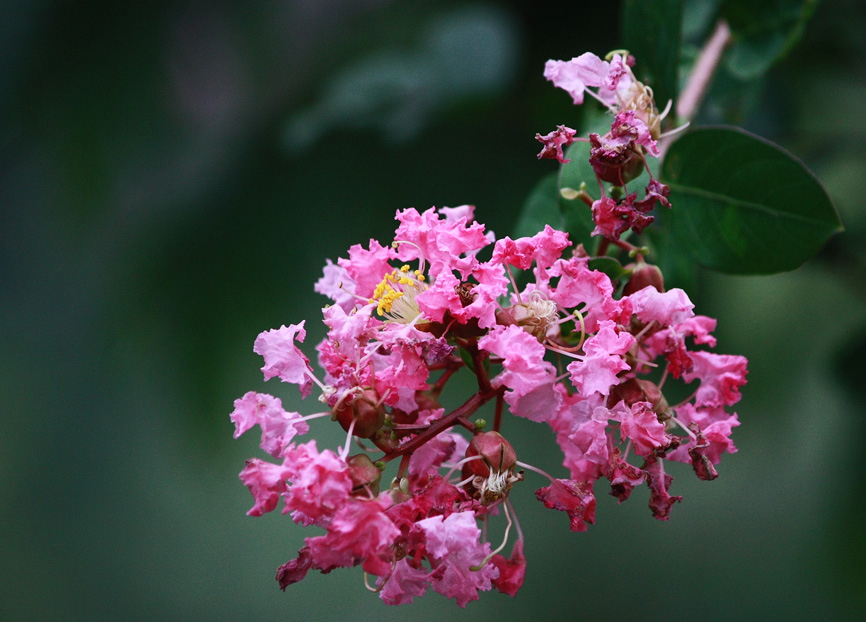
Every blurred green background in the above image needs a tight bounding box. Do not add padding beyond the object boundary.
[2,0,864,619]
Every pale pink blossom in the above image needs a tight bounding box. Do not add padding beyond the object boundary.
[314,259,357,312]
[415,270,463,323]
[394,207,490,278]
[456,261,509,329]
[416,512,499,607]
[567,321,635,396]
[339,239,398,299]
[544,53,610,105]
[254,322,314,397]
[547,258,625,331]
[492,225,571,271]
[626,286,695,326]
[479,325,557,420]
[230,391,309,457]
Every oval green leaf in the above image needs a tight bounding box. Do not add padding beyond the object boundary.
[660,127,842,274]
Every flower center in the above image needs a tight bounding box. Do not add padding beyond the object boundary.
[370,265,427,323]
[505,291,559,340]
[472,469,524,504]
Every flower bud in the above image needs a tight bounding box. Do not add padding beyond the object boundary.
[623,259,664,295]
[464,431,517,478]
[346,454,382,496]
[333,388,385,439]
[607,378,670,415]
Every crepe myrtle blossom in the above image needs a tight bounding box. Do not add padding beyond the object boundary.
[230,203,746,606]
[538,51,681,241]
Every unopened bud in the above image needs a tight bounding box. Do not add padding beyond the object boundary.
[465,431,517,478]
[607,378,669,414]
[623,260,664,295]
[346,454,382,495]
[333,388,385,439]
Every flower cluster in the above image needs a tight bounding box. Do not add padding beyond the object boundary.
[230,51,747,607]
[537,51,675,240]
[231,204,746,605]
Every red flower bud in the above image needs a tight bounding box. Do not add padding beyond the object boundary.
[346,454,382,495]
[333,388,385,439]
[623,260,665,295]
[607,378,670,419]
[465,431,517,478]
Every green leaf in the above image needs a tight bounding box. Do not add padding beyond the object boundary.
[458,346,476,374]
[622,0,684,113]
[722,0,818,79]
[660,127,842,274]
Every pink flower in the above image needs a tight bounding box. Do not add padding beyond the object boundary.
[306,496,400,576]
[492,225,571,271]
[458,261,510,329]
[566,407,611,467]
[590,195,654,241]
[505,380,563,423]
[603,53,630,91]
[416,512,499,607]
[668,403,740,466]
[339,239,398,299]
[314,259,357,312]
[544,53,610,105]
[617,401,668,457]
[276,547,313,590]
[479,325,557,421]
[254,322,314,398]
[238,458,291,516]
[491,539,526,597]
[547,257,625,331]
[379,559,430,605]
[535,125,578,163]
[612,110,659,157]
[282,440,353,525]
[535,479,596,532]
[394,207,490,278]
[232,202,750,604]
[230,391,309,457]
[626,286,694,326]
[409,432,466,480]
[567,321,635,397]
[606,448,646,502]
[682,351,748,407]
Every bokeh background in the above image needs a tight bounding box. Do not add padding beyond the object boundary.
[2,0,864,619]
